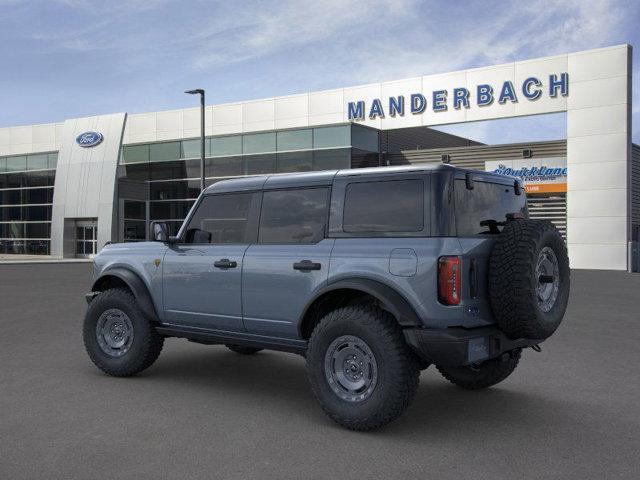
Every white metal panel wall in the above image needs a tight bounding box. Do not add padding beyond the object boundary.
[0,122,63,156]
[566,46,632,270]
[50,113,126,257]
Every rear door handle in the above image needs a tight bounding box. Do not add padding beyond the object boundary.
[293,260,321,271]
[214,258,237,269]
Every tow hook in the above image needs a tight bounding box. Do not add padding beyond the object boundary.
[530,344,542,353]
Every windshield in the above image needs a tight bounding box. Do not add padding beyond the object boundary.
[455,179,527,236]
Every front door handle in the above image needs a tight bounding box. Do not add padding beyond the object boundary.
[293,260,321,271]
[214,258,237,269]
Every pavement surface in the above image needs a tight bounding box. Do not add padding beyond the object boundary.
[1,264,639,480]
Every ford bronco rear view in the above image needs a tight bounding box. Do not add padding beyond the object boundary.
[83,164,570,430]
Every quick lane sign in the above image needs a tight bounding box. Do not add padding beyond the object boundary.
[347,73,569,120]
[485,157,568,194]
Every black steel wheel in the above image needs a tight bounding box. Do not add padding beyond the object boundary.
[83,288,164,377]
[306,304,419,431]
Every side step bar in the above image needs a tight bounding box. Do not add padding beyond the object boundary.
[155,324,308,355]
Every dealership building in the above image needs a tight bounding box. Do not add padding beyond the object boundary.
[0,44,637,271]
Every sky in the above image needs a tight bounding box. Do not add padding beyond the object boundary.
[0,0,638,144]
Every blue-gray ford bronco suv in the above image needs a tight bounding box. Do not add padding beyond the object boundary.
[84,164,570,430]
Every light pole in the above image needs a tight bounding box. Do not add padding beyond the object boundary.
[185,89,205,191]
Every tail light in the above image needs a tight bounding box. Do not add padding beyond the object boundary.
[438,256,461,305]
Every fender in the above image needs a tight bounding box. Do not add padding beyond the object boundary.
[300,277,422,328]
[91,267,159,322]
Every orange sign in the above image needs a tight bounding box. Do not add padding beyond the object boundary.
[525,183,567,193]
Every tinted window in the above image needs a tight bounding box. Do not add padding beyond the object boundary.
[455,180,527,236]
[243,133,276,154]
[122,145,149,164]
[184,193,253,244]
[313,148,350,170]
[313,126,350,149]
[343,180,424,233]
[150,142,181,162]
[277,151,313,173]
[212,136,242,156]
[259,188,328,244]
[245,154,275,175]
[277,129,312,151]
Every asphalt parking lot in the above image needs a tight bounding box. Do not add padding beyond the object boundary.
[1,263,639,479]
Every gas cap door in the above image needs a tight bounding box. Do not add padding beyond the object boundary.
[389,248,418,277]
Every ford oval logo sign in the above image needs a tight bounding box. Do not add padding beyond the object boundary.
[76,131,103,148]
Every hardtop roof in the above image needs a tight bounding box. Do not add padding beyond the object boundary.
[203,163,509,194]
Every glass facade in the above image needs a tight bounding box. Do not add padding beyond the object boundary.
[0,152,57,255]
[118,124,379,242]
[118,124,379,241]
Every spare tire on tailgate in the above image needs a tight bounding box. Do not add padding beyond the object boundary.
[488,219,570,340]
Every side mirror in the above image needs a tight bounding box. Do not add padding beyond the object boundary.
[152,222,170,242]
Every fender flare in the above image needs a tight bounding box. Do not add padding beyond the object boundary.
[299,278,422,330]
[92,267,159,322]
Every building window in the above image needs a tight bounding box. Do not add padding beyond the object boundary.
[211,136,242,157]
[206,156,243,178]
[313,148,351,170]
[277,129,312,151]
[150,142,181,162]
[122,144,150,164]
[277,151,313,173]
[243,133,276,154]
[0,152,56,255]
[313,126,350,149]
[351,125,380,152]
[244,154,275,175]
[181,138,211,159]
[149,200,195,221]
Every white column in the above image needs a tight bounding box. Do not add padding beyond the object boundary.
[566,45,632,270]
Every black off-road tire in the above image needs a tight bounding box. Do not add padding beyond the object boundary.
[437,349,521,390]
[83,288,164,377]
[489,219,570,340]
[306,305,420,431]
[226,344,263,355]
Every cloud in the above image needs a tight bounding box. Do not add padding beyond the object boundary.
[1,0,638,141]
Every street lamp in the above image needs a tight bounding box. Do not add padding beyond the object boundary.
[185,89,206,191]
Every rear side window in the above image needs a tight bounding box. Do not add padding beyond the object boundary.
[455,180,527,236]
[183,193,253,244]
[259,188,329,244]
[343,179,424,233]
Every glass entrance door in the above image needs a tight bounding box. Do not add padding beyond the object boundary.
[76,222,97,257]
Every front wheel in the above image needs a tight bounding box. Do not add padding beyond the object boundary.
[83,288,164,377]
[306,305,420,431]
[436,349,521,390]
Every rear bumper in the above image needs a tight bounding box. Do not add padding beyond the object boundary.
[403,325,540,367]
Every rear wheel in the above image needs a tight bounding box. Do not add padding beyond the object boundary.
[306,304,419,431]
[436,349,521,390]
[226,344,263,355]
[83,288,164,377]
